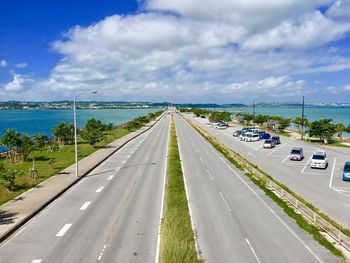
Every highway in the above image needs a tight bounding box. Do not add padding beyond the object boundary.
[187,114,350,230]
[175,114,340,263]
[0,114,170,263]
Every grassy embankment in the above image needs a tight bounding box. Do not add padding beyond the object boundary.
[160,115,201,263]
[0,111,162,205]
[188,118,344,258]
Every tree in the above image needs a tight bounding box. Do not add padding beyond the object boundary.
[209,111,231,122]
[292,117,309,131]
[335,123,346,141]
[33,134,49,150]
[276,117,291,132]
[0,129,21,163]
[80,118,106,147]
[0,165,22,191]
[253,115,268,126]
[307,119,336,142]
[18,134,34,162]
[51,122,74,146]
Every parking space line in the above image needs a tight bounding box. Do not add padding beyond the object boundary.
[107,175,114,181]
[281,155,290,164]
[96,186,104,193]
[303,172,331,176]
[329,158,337,188]
[32,260,42,263]
[267,143,288,156]
[199,156,204,164]
[245,238,261,263]
[206,169,214,181]
[301,156,313,174]
[56,224,72,237]
[248,152,256,157]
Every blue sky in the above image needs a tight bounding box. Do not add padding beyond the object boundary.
[1,0,350,103]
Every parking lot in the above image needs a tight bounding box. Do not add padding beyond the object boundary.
[186,113,350,229]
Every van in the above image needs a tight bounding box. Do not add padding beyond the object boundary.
[311,151,328,169]
[290,147,304,161]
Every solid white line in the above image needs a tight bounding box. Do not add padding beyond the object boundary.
[31,260,42,263]
[80,201,91,210]
[107,175,114,181]
[155,117,171,263]
[56,224,72,237]
[329,158,336,188]
[13,226,26,238]
[209,147,323,262]
[219,191,232,212]
[281,154,290,164]
[206,169,214,181]
[301,156,313,174]
[245,238,262,263]
[267,142,288,156]
[96,186,104,193]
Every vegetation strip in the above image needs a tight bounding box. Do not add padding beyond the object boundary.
[159,115,201,263]
[185,116,344,258]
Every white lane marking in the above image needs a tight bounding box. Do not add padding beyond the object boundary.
[210,148,323,263]
[302,172,331,176]
[80,201,91,210]
[122,160,126,165]
[107,175,114,181]
[301,156,313,174]
[32,260,42,263]
[96,186,105,193]
[245,238,261,263]
[199,156,204,163]
[281,154,290,164]
[329,158,336,188]
[219,191,232,212]
[206,169,214,181]
[248,152,256,157]
[267,143,288,156]
[56,224,72,237]
[97,244,107,261]
[127,155,131,159]
[155,117,171,263]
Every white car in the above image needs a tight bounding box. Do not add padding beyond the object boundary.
[311,151,328,169]
[246,133,260,142]
[239,132,250,141]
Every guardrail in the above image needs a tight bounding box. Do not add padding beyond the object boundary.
[186,117,350,253]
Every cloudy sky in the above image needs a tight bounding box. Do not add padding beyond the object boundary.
[1,0,350,103]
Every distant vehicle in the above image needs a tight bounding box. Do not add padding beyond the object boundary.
[263,139,275,148]
[233,130,242,137]
[215,122,228,129]
[200,115,206,118]
[290,147,304,161]
[259,133,271,140]
[241,126,256,133]
[271,136,281,145]
[246,133,260,142]
[311,151,328,169]
[239,132,250,141]
[342,162,350,181]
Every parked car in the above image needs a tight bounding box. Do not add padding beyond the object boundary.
[233,130,242,137]
[263,139,275,148]
[342,162,350,181]
[311,151,328,169]
[290,147,304,161]
[246,133,260,142]
[239,132,250,141]
[259,133,271,140]
[271,136,281,145]
[241,126,256,133]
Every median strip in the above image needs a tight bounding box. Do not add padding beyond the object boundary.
[159,115,202,263]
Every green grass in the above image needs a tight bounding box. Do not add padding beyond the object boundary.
[0,127,129,205]
[275,130,292,137]
[160,115,201,263]
[303,138,350,148]
[188,119,344,258]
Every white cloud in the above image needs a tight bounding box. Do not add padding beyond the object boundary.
[327,0,350,18]
[3,72,33,92]
[0,60,7,67]
[15,63,28,68]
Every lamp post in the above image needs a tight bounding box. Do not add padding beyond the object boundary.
[73,90,97,177]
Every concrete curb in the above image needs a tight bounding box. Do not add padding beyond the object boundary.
[0,113,165,243]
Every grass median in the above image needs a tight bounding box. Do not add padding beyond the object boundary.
[160,115,201,263]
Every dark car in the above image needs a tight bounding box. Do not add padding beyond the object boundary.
[271,136,281,145]
[259,133,271,140]
[233,130,242,137]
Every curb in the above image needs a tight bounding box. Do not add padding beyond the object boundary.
[0,113,165,243]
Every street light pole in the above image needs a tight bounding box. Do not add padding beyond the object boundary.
[74,90,97,178]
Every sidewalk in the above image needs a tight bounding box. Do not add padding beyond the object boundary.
[0,117,162,242]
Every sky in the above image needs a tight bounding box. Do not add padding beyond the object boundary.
[1,0,350,103]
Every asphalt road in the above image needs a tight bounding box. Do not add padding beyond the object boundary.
[0,114,170,263]
[187,114,350,230]
[175,114,340,263]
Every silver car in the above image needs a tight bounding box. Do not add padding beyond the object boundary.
[290,147,304,161]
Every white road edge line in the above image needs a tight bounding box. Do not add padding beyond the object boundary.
[245,238,262,263]
[96,186,104,193]
[219,191,232,212]
[80,201,91,210]
[206,169,214,181]
[56,223,72,237]
[329,158,337,188]
[267,142,288,156]
[301,156,313,174]
[194,120,324,263]
[155,115,170,263]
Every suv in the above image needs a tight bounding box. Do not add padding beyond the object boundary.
[271,136,281,145]
[342,162,350,181]
[263,139,275,148]
[246,133,260,142]
[311,151,328,169]
[239,132,249,141]
[290,147,304,161]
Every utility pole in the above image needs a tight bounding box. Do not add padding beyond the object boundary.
[253,100,256,119]
[301,96,305,140]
